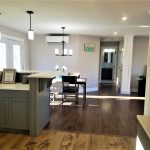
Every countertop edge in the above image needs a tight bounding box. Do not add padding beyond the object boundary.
[137,115,150,139]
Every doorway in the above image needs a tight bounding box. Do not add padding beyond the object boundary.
[100,47,117,84]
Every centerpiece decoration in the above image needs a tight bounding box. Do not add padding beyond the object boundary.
[55,65,67,78]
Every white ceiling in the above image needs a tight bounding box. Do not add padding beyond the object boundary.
[0,0,150,37]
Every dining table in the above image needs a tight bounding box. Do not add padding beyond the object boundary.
[51,76,87,107]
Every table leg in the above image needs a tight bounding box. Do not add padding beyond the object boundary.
[83,83,86,107]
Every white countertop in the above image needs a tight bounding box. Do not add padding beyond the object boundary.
[28,72,56,79]
[0,83,29,91]
[137,115,150,139]
[17,70,38,74]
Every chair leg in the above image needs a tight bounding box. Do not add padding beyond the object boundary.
[76,92,78,105]
[62,93,64,105]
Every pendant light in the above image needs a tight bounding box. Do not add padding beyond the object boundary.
[26,11,34,40]
[55,27,73,56]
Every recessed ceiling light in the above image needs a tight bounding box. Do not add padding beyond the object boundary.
[122,17,127,21]
[139,25,150,28]
[114,32,118,35]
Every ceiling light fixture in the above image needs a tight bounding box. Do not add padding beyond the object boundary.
[26,10,34,40]
[122,17,127,21]
[139,25,150,28]
[55,27,73,56]
[114,32,118,35]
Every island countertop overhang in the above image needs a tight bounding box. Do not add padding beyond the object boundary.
[27,72,56,79]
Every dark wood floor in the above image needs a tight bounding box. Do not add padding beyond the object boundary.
[48,98,144,137]
[48,83,144,138]
[89,83,138,96]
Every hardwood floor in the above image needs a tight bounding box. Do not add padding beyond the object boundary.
[48,98,144,137]
[88,83,138,96]
[0,84,144,149]
[0,130,135,150]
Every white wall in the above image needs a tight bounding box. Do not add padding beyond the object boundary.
[78,35,100,91]
[29,34,100,91]
[131,36,148,92]
[0,25,29,69]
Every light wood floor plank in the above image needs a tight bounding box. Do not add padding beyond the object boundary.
[0,130,136,150]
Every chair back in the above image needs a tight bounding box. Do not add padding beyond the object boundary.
[62,76,78,94]
[68,72,80,78]
[62,75,77,84]
[61,76,79,104]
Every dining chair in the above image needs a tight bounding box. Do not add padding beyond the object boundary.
[61,75,79,105]
[68,72,80,78]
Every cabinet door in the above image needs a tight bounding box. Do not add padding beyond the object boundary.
[10,98,29,130]
[0,98,9,128]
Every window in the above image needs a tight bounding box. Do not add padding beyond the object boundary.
[0,37,24,71]
[0,43,7,70]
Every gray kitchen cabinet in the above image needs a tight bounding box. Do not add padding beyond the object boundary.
[0,90,29,130]
[10,98,29,130]
[0,72,55,136]
[0,98,9,128]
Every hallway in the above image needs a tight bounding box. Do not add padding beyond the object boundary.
[87,83,139,97]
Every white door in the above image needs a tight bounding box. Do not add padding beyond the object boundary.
[10,40,24,71]
[0,39,9,70]
[0,38,24,71]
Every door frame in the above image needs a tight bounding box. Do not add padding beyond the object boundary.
[0,34,25,71]
[99,46,118,84]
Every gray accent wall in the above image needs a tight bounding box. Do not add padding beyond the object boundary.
[29,34,100,92]
[131,36,149,92]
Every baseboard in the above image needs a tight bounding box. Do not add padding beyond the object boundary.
[79,87,98,93]
[120,89,130,94]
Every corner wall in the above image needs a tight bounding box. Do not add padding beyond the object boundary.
[131,36,148,92]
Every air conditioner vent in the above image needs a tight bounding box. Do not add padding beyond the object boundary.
[45,34,69,43]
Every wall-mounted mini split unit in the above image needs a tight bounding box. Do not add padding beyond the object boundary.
[45,34,69,43]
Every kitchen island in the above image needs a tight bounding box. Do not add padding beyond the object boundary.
[0,71,55,136]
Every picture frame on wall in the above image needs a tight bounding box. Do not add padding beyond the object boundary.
[84,43,96,52]
[2,68,16,83]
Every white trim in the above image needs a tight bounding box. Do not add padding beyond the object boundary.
[121,88,130,94]
[2,34,24,42]
[79,86,98,93]
[82,95,145,100]
[0,35,25,71]
[1,34,25,69]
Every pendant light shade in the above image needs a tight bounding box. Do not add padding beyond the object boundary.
[28,30,34,40]
[26,11,34,40]
[55,27,73,56]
